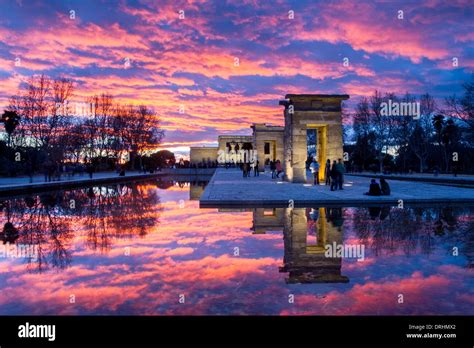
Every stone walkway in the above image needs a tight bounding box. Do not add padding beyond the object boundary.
[348,172,474,185]
[200,168,474,207]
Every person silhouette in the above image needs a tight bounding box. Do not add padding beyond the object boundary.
[364,179,381,196]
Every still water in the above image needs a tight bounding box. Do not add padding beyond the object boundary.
[0,179,473,315]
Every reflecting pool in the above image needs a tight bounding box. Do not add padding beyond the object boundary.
[0,180,473,315]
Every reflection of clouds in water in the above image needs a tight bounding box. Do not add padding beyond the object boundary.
[0,182,163,272]
[281,271,456,315]
[0,185,473,315]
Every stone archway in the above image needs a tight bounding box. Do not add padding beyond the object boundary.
[279,94,349,183]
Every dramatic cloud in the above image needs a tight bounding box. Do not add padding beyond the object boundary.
[0,0,472,155]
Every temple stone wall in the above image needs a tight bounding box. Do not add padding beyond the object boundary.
[251,124,284,171]
[189,183,206,200]
[326,123,344,163]
[190,147,218,164]
[252,208,285,234]
[280,208,348,284]
[280,94,349,183]
[189,94,348,176]
[217,135,253,152]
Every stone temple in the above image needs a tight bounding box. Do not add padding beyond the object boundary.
[190,94,349,183]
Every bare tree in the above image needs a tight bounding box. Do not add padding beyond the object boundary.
[129,105,164,171]
[393,93,417,172]
[409,94,436,172]
[89,94,115,167]
[5,75,166,174]
[370,91,397,172]
[353,96,371,138]
[8,74,74,156]
[445,77,474,132]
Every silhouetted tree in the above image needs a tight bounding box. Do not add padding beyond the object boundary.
[1,110,20,147]
[446,76,474,133]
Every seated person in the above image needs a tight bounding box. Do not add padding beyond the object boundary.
[364,179,381,196]
[380,178,391,195]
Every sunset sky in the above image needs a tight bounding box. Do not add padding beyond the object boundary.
[0,0,473,156]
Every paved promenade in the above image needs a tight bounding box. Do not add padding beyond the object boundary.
[348,172,474,186]
[200,168,474,207]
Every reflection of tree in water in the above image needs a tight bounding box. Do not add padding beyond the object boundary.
[351,205,474,264]
[464,219,474,269]
[0,201,20,244]
[1,222,19,244]
[1,194,74,272]
[0,182,161,271]
[79,183,161,252]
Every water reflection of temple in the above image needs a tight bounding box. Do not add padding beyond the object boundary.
[154,177,210,201]
[251,208,285,234]
[220,207,349,284]
[280,208,349,284]
[189,181,209,201]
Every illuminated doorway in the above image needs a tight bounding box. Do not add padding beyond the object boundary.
[307,125,327,181]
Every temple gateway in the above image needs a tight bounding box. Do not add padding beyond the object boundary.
[190,94,349,183]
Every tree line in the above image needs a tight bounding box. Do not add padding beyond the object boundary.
[1,74,167,178]
[345,77,474,174]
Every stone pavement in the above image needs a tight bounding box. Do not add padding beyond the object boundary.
[348,172,474,185]
[200,168,474,207]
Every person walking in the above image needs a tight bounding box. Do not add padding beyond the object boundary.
[87,163,94,179]
[275,160,282,178]
[325,159,331,186]
[43,160,51,182]
[335,158,345,190]
[309,158,320,185]
[270,160,276,179]
[253,160,259,177]
[330,160,338,191]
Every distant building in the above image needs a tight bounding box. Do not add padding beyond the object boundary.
[190,94,349,183]
[190,125,283,170]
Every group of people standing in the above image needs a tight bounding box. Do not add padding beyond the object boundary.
[241,160,260,178]
[42,161,95,182]
[270,160,283,179]
[239,154,393,199]
[309,158,346,191]
[240,159,284,179]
